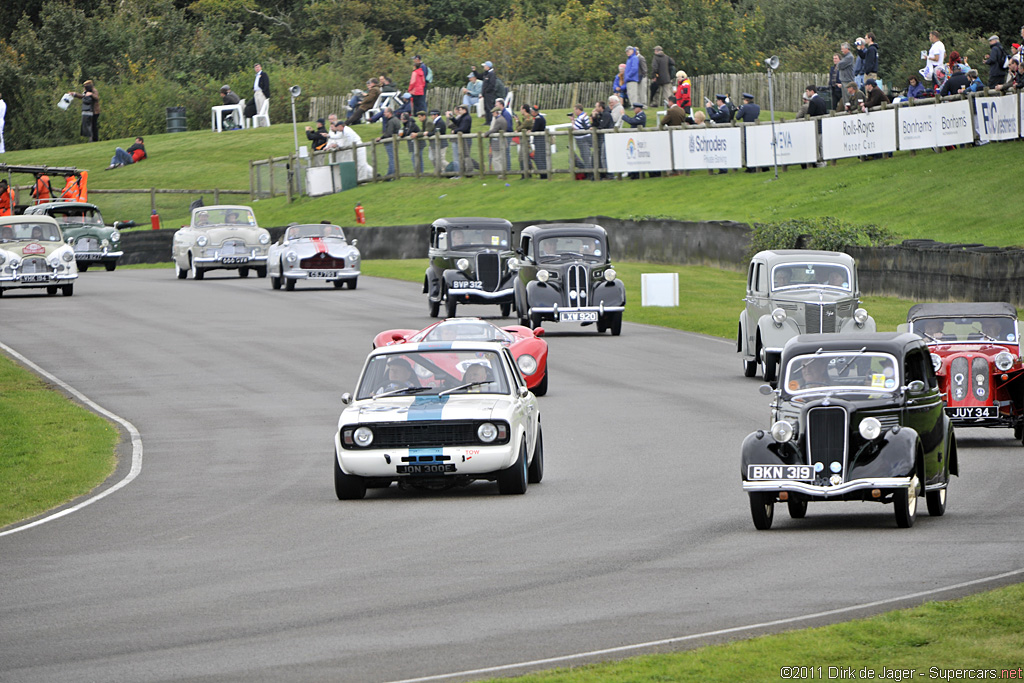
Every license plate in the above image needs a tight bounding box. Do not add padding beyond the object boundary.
[222,256,249,264]
[21,274,51,283]
[307,270,339,279]
[945,406,997,419]
[76,253,102,260]
[451,280,482,289]
[560,311,599,322]
[747,464,815,481]
[397,464,456,474]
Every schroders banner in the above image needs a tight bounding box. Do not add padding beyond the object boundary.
[604,131,674,173]
[744,120,818,167]
[974,94,1019,141]
[897,100,973,149]
[671,128,743,170]
[820,109,897,159]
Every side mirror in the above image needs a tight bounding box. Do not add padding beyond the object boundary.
[533,327,545,337]
[758,384,774,395]
[519,386,530,398]
[341,392,352,405]
[906,380,925,394]
[351,238,358,246]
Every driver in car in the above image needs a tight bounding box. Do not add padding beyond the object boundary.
[377,358,418,394]
[921,319,947,341]
[800,359,830,388]
[982,319,1007,341]
[462,363,491,391]
[773,268,791,288]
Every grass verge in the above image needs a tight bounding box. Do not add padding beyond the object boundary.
[0,353,118,528]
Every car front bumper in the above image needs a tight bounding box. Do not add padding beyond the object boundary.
[742,476,913,498]
[195,255,269,268]
[0,272,78,287]
[446,286,515,303]
[75,250,123,262]
[530,303,625,320]
[334,441,517,478]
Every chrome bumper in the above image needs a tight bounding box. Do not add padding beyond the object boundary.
[531,303,625,315]
[742,476,913,498]
[195,255,269,266]
[447,286,515,300]
[74,250,123,260]
[0,272,79,285]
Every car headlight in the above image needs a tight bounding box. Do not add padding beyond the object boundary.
[196,235,208,247]
[477,422,498,443]
[285,251,298,264]
[771,307,787,326]
[61,251,74,262]
[457,258,470,272]
[770,420,794,443]
[604,268,616,282]
[101,239,110,248]
[995,351,1014,372]
[353,426,374,447]
[48,256,61,268]
[517,354,538,375]
[111,230,121,242]
[930,353,942,373]
[537,269,550,283]
[854,308,869,326]
[259,233,270,245]
[859,416,882,440]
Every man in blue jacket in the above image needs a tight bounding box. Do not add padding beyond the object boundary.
[624,47,641,107]
[858,34,879,83]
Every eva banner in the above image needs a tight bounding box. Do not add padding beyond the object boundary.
[744,120,818,167]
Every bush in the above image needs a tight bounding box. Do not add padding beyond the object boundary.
[747,217,895,257]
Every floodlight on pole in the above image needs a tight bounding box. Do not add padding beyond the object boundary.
[289,85,302,157]
[764,56,780,180]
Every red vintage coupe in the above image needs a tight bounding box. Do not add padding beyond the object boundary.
[372,318,549,395]
[905,302,1024,441]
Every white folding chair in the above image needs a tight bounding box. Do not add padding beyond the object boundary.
[251,98,270,128]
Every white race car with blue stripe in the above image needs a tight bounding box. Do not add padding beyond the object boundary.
[334,341,542,498]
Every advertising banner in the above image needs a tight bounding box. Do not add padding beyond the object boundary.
[605,131,674,173]
[744,120,818,167]
[934,100,974,146]
[672,128,743,170]
[821,109,897,159]
[974,95,1019,141]
[897,104,937,151]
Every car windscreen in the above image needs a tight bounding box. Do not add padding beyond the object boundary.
[448,227,510,251]
[193,208,257,227]
[536,236,605,263]
[784,352,899,394]
[911,316,1018,345]
[287,224,346,241]
[50,208,104,226]
[771,263,851,292]
[414,321,511,343]
[0,223,62,242]
[357,349,510,399]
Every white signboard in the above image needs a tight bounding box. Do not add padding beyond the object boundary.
[605,131,674,173]
[672,128,743,170]
[934,100,974,147]
[744,120,818,167]
[820,109,897,159]
[975,95,1019,141]
[641,272,679,307]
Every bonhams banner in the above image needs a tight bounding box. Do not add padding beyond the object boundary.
[605,131,674,173]
[744,120,818,167]
[821,109,897,160]
[671,128,743,170]
[974,94,1019,141]
[897,100,973,150]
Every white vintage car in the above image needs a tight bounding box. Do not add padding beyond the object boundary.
[334,341,543,499]
[0,215,79,296]
[171,205,270,280]
[267,223,360,290]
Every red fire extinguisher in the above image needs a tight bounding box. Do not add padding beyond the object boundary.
[354,203,366,224]
[150,210,161,230]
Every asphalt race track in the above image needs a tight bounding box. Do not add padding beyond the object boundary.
[2,269,1023,683]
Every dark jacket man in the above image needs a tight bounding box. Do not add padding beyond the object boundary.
[481,62,497,124]
[660,105,688,127]
[984,37,1008,87]
[806,89,828,117]
[939,71,970,97]
[863,80,889,108]
[737,94,760,122]
[621,104,646,128]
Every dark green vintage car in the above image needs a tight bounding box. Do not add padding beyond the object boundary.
[423,217,517,318]
[741,332,957,529]
[23,202,123,271]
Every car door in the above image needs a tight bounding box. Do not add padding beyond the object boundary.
[744,259,767,352]
[902,346,946,484]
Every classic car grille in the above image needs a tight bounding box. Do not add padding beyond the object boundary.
[74,237,100,252]
[300,253,345,269]
[972,357,989,402]
[806,406,848,484]
[951,357,969,401]
[476,252,500,291]
[805,303,837,334]
[567,265,589,305]
[351,421,507,449]
[220,240,248,256]
[21,257,48,274]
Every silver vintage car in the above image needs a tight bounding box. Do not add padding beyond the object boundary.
[738,250,876,382]
[172,205,270,280]
[0,215,79,296]
[267,223,360,290]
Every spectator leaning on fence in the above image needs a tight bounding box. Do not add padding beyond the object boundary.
[864,78,889,108]
[995,59,1024,92]
[939,67,969,97]
[426,110,447,170]
[844,82,866,112]
[570,103,593,178]
[375,107,401,179]
[965,69,985,93]
[906,75,926,99]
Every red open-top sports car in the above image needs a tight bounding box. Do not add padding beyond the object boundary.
[373,318,549,395]
[904,302,1024,443]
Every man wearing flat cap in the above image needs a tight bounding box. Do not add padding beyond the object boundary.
[983,35,1008,88]
[737,92,760,122]
[218,84,241,129]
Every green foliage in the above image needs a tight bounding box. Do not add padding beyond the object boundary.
[747,217,896,257]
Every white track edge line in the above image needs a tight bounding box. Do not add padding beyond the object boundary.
[0,341,143,538]
[384,567,1024,683]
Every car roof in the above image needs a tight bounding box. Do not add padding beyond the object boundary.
[782,332,924,360]
[431,217,512,229]
[25,202,100,212]
[907,302,1017,320]
[521,222,607,237]
[753,250,856,266]
[0,215,61,226]
[192,204,253,214]
[369,340,507,357]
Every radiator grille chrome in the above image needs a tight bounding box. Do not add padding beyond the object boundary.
[567,265,589,306]
[805,303,837,334]
[300,252,345,269]
[74,237,100,252]
[21,257,48,274]
[807,406,848,485]
[476,252,500,291]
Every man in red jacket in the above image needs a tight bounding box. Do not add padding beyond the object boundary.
[409,56,427,116]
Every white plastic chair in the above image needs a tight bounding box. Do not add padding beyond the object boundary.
[250,98,270,128]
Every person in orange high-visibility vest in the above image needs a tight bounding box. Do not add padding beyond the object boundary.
[0,179,14,216]
[60,173,88,202]
[30,173,53,204]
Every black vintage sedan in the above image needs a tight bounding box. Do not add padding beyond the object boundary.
[423,217,516,318]
[512,223,626,335]
[741,333,957,529]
